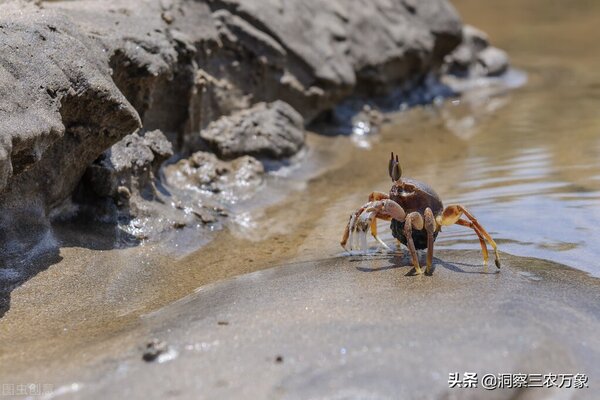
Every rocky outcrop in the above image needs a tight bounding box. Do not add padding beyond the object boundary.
[0,1,140,215]
[200,0,463,121]
[0,1,144,262]
[40,0,463,146]
[1,0,494,245]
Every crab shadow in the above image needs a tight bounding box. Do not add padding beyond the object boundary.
[351,251,499,276]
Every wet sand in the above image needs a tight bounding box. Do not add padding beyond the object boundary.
[6,251,598,399]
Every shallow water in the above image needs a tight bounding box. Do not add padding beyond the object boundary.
[185,0,600,277]
[440,0,600,275]
[2,0,600,392]
[245,0,600,276]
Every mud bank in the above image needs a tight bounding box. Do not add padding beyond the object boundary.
[0,0,510,249]
[3,251,598,399]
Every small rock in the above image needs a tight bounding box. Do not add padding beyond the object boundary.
[477,47,509,77]
[192,209,217,224]
[143,130,174,163]
[199,101,305,160]
[463,25,489,53]
[117,186,131,200]
[164,151,264,197]
[351,104,386,136]
[85,129,173,199]
[142,339,168,362]
[172,221,186,229]
[161,11,174,24]
[444,24,508,78]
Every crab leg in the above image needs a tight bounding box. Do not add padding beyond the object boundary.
[424,208,436,274]
[439,205,500,268]
[365,199,405,251]
[340,215,351,250]
[456,219,489,265]
[404,212,424,275]
[366,192,393,251]
[370,217,391,251]
[341,206,365,250]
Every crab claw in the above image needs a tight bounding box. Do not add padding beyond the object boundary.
[354,209,375,251]
[340,212,358,251]
[382,199,406,222]
[341,199,406,254]
[341,204,376,253]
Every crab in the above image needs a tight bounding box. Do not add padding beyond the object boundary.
[340,152,501,275]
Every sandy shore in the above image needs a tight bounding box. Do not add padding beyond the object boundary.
[10,250,596,399]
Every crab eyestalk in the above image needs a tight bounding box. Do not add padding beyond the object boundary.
[389,152,402,182]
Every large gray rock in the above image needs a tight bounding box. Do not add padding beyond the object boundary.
[0,1,140,213]
[200,0,463,120]
[0,0,467,245]
[0,1,142,262]
[199,101,305,160]
[47,0,207,142]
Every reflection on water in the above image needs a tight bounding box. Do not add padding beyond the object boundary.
[433,142,600,274]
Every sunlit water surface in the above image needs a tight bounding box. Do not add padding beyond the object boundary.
[219,0,600,276]
[427,0,600,275]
